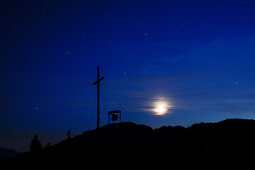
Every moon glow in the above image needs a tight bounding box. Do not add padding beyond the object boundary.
[153,99,171,115]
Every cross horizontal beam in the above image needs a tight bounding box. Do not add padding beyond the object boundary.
[92,77,104,85]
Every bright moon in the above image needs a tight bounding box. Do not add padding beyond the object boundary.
[153,100,170,115]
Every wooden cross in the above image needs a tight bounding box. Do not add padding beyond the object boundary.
[93,66,104,129]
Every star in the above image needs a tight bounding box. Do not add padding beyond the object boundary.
[122,71,127,77]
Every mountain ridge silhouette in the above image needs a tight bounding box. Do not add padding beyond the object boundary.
[5,119,255,167]
[0,147,20,159]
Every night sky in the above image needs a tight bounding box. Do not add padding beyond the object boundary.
[1,0,255,151]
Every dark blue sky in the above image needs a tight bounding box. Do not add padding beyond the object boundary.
[1,0,255,151]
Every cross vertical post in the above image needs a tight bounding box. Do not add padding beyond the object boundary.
[93,66,104,129]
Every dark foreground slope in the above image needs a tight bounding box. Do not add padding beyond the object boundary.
[0,147,20,159]
[8,119,255,166]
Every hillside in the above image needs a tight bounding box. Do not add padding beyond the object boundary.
[7,119,255,166]
[0,147,20,159]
